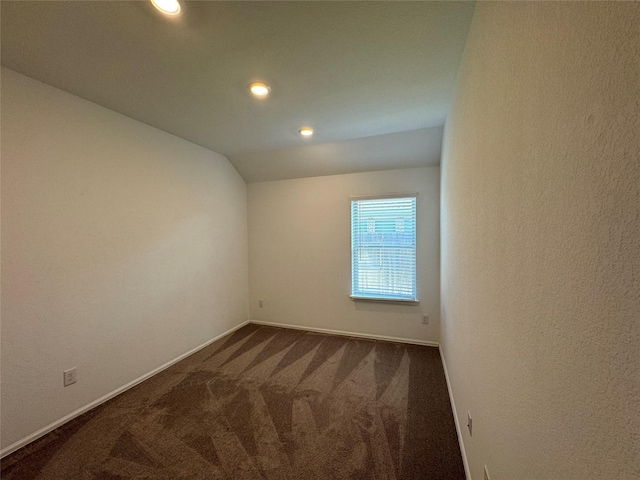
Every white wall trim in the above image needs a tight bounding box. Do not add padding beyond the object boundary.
[439,345,471,480]
[0,320,250,459]
[250,319,439,347]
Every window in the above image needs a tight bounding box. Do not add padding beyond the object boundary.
[351,194,417,303]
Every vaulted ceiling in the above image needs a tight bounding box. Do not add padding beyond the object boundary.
[1,1,475,182]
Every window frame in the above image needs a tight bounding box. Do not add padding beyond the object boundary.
[350,193,419,305]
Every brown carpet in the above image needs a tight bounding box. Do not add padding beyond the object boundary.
[1,324,465,479]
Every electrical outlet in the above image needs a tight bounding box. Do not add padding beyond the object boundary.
[259,299,264,308]
[467,411,472,436]
[64,367,77,387]
[484,465,490,480]
[421,314,429,324]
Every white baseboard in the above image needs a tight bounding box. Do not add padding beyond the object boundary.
[249,319,439,347]
[439,345,471,480]
[0,320,250,459]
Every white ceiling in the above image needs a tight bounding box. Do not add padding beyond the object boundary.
[1,1,475,182]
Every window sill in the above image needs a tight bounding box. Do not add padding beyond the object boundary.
[350,296,419,306]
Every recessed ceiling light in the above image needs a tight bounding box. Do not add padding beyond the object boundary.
[299,127,314,136]
[151,0,181,16]
[249,82,271,97]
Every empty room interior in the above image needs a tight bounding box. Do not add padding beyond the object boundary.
[1,1,638,479]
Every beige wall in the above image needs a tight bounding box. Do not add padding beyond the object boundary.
[0,68,249,451]
[248,167,440,343]
[441,3,639,479]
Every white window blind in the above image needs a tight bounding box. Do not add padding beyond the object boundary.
[351,195,417,302]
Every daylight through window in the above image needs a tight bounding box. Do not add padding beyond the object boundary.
[351,194,417,302]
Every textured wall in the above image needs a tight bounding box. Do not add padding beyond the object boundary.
[248,167,440,343]
[1,69,249,451]
[441,2,639,479]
